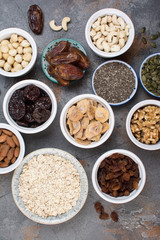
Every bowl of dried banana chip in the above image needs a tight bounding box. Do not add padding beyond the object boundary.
[60,94,115,148]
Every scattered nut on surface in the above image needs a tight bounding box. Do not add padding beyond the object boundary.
[90,14,130,52]
[49,20,62,31]
[49,17,71,31]
[0,34,32,72]
[62,17,71,31]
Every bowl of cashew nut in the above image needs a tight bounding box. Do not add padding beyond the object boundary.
[85,8,135,58]
[0,28,37,77]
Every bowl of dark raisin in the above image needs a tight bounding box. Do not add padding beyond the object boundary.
[92,149,146,204]
[3,79,57,134]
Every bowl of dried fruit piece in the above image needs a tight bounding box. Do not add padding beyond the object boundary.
[0,123,25,174]
[139,53,160,98]
[60,94,115,148]
[126,99,160,150]
[3,79,57,134]
[85,8,135,58]
[92,149,146,204]
[0,28,37,77]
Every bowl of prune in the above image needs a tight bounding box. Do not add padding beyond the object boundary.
[92,149,146,204]
[41,39,90,86]
[3,80,57,134]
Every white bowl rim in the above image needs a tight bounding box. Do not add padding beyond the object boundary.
[12,147,88,225]
[126,99,160,150]
[60,94,115,149]
[0,28,37,77]
[139,52,160,98]
[0,123,25,174]
[3,79,57,134]
[92,149,146,204]
[85,8,135,58]
[92,60,138,106]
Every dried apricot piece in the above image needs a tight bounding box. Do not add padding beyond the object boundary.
[85,121,102,139]
[95,107,109,123]
[77,99,90,114]
[68,106,83,122]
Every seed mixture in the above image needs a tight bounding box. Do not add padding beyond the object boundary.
[131,105,160,144]
[94,62,135,104]
[19,154,81,218]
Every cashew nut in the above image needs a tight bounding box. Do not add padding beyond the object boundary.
[95,25,101,32]
[111,44,121,52]
[92,17,101,29]
[93,32,102,41]
[118,17,126,30]
[90,29,96,37]
[101,25,108,36]
[107,15,112,23]
[96,37,104,50]
[102,41,110,52]
[119,31,126,39]
[112,15,119,25]
[49,20,62,31]
[62,17,71,31]
[101,16,108,24]
[119,38,125,48]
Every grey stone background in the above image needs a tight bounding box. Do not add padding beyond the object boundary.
[0,0,160,239]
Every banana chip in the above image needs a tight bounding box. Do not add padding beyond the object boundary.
[66,98,110,145]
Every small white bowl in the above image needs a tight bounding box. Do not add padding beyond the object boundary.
[60,94,115,149]
[3,79,57,134]
[85,8,135,58]
[126,99,160,150]
[0,28,37,77]
[92,149,146,204]
[139,53,160,98]
[0,123,25,174]
[92,60,138,106]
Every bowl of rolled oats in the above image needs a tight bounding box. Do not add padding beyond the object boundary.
[126,100,160,150]
[12,148,88,224]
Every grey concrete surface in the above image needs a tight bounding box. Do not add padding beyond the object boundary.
[0,0,160,239]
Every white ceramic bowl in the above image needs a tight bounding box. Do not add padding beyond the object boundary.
[139,53,160,98]
[60,94,115,149]
[0,123,25,174]
[0,28,37,77]
[92,60,138,106]
[85,8,135,58]
[126,99,160,150]
[12,148,88,224]
[92,149,146,204]
[3,79,57,134]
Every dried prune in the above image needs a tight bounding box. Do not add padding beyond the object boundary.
[26,103,35,113]
[70,47,90,69]
[11,89,24,101]
[24,85,40,102]
[45,41,70,62]
[47,65,70,86]
[16,120,29,127]
[28,5,43,34]
[32,107,50,123]
[55,64,84,81]
[35,96,51,110]
[24,112,35,123]
[9,99,25,120]
[50,52,80,66]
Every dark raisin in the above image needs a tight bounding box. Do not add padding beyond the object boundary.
[111,211,118,222]
[23,85,40,102]
[9,99,26,120]
[94,202,102,213]
[99,212,109,220]
[35,96,52,110]
[32,107,50,123]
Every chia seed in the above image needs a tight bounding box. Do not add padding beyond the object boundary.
[93,62,136,104]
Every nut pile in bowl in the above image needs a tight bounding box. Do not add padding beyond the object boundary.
[98,153,140,197]
[0,128,20,168]
[19,154,81,218]
[90,14,130,52]
[130,105,160,144]
[66,98,110,145]
[8,84,52,128]
[0,34,32,72]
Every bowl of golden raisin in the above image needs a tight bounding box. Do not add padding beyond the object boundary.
[60,94,115,148]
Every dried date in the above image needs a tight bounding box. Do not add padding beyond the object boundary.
[55,63,84,81]
[50,52,80,66]
[28,5,43,34]
[46,41,70,62]
[70,47,90,69]
[47,65,70,86]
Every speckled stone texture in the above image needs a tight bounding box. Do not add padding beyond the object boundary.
[0,0,160,239]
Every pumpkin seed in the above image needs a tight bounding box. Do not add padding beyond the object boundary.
[142,37,147,44]
[141,27,146,33]
[151,42,157,48]
[150,34,158,40]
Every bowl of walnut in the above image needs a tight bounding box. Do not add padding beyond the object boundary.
[85,8,135,58]
[0,28,37,77]
[126,100,160,150]
[92,149,146,204]
[60,94,115,148]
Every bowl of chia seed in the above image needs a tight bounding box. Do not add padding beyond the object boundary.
[92,60,138,106]
[139,53,160,98]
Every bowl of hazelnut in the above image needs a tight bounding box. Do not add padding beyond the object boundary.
[92,149,146,204]
[0,28,37,77]
[126,99,160,150]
